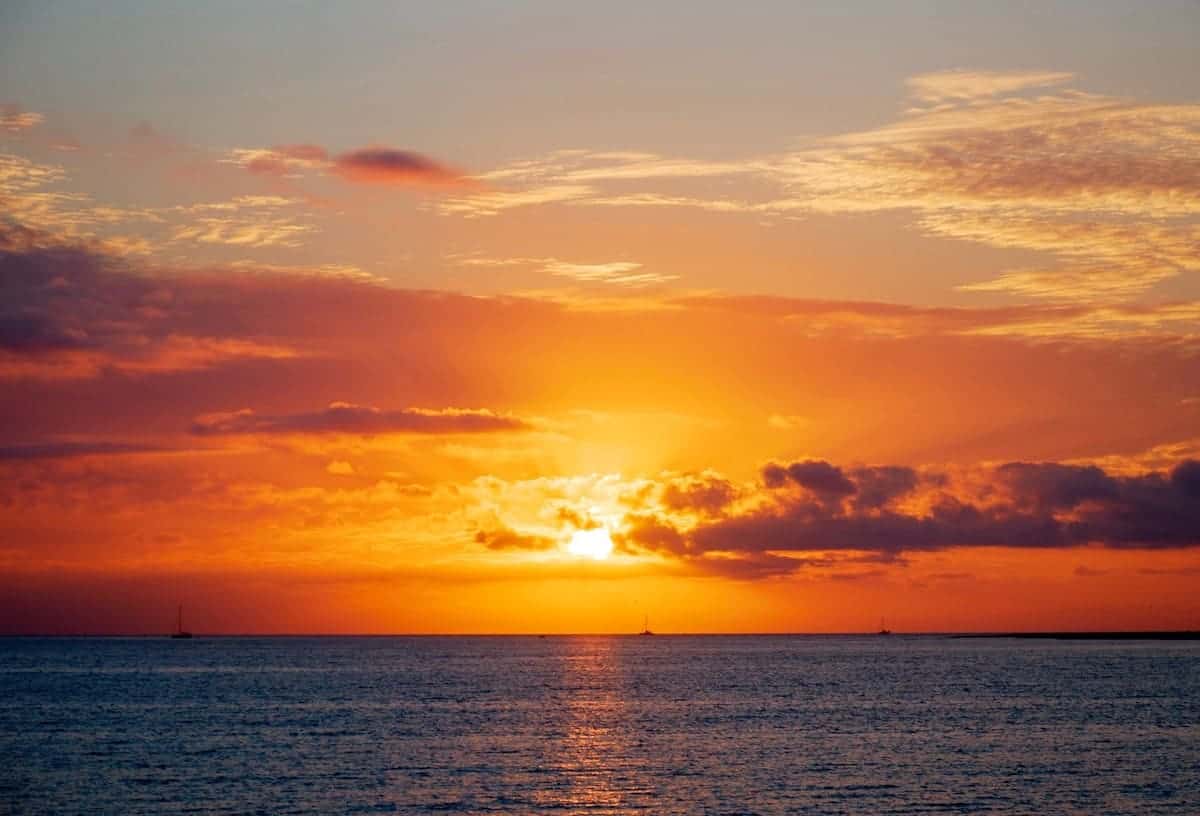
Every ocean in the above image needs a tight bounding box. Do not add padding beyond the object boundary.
[1,635,1197,814]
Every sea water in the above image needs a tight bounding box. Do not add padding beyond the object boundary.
[1,635,1197,814]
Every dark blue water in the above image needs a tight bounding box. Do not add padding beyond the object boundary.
[1,636,1197,814]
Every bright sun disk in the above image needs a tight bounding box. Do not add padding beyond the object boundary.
[566,527,613,560]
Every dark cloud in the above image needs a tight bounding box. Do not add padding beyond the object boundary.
[0,314,90,352]
[996,462,1118,512]
[623,458,1200,579]
[190,402,528,436]
[229,143,464,186]
[0,240,142,354]
[660,473,738,516]
[332,148,466,187]
[849,465,919,511]
[474,526,556,551]
[0,441,161,460]
[1172,460,1200,499]
[617,512,688,555]
[0,238,304,379]
[763,460,857,497]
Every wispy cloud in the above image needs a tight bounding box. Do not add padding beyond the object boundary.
[437,184,595,217]
[0,153,163,245]
[441,75,1200,304]
[454,254,678,287]
[168,195,314,248]
[545,260,676,286]
[191,402,530,436]
[220,144,330,177]
[904,70,1076,104]
[0,104,45,134]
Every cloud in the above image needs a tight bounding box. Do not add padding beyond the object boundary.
[331,147,467,187]
[0,237,305,380]
[0,313,90,352]
[0,441,162,460]
[221,143,469,191]
[849,465,920,512]
[168,195,314,248]
[222,144,330,177]
[474,525,557,551]
[190,402,529,436]
[774,83,1200,300]
[437,184,595,217]
[0,104,45,134]
[325,460,355,475]
[443,76,1200,303]
[0,153,162,244]
[169,218,313,248]
[763,460,858,496]
[544,260,677,287]
[454,254,678,287]
[675,292,1200,342]
[660,472,739,517]
[620,458,1200,577]
[905,70,1076,104]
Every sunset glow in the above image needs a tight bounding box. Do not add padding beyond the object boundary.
[1,2,1199,636]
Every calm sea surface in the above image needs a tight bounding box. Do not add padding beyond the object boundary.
[1,635,1197,814]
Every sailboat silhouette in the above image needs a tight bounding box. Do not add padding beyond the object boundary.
[639,614,655,636]
[170,605,193,639]
[877,617,892,636]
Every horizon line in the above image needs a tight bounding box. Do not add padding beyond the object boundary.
[3,629,1199,639]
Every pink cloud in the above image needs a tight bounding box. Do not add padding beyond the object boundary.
[331,147,468,187]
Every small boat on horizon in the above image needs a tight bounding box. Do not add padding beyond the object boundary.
[170,604,193,639]
[639,614,655,636]
[877,617,892,636]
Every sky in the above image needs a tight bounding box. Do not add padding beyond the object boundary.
[1,1,1199,634]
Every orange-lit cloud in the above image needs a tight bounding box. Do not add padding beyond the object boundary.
[903,69,1076,104]
[2,219,1199,630]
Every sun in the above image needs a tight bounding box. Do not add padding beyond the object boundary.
[566,527,614,560]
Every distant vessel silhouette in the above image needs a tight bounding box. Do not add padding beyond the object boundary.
[877,617,892,636]
[170,605,193,639]
[639,614,655,636]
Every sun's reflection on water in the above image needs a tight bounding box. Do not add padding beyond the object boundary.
[534,636,652,812]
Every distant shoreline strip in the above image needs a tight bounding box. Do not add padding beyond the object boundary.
[953,631,1200,641]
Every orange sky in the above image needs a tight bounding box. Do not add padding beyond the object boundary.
[2,5,1199,633]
